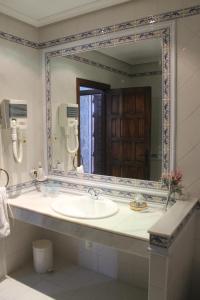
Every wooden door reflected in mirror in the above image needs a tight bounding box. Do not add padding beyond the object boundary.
[78,78,152,180]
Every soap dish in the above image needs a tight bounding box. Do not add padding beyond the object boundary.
[130,201,148,211]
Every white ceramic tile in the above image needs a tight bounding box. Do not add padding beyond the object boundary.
[98,248,118,279]
[6,246,32,275]
[190,260,200,300]
[10,263,43,287]
[175,14,200,196]
[46,265,112,291]
[55,280,147,300]
[1,262,148,300]
[5,219,42,256]
[0,36,43,186]
[0,240,7,279]
[50,232,79,263]
[21,290,53,300]
[194,211,200,240]
[149,254,168,289]
[33,279,67,297]
[78,245,99,273]
[0,277,34,300]
[177,91,200,160]
[148,284,165,300]
[118,251,149,289]
[177,64,200,124]
[177,144,200,190]
[177,21,200,89]
[150,212,195,300]
[2,220,46,274]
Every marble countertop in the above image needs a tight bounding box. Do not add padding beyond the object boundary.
[8,190,165,241]
[149,197,198,238]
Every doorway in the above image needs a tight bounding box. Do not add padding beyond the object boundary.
[76,78,110,174]
[77,79,151,179]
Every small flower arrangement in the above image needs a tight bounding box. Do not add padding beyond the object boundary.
[161,170,183,208]
[161,170,183,194]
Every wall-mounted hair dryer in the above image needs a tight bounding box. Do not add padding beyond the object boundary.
[0,99,27,163]
[58,103,79,154]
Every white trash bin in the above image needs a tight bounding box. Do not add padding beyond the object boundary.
[32,240,53,274]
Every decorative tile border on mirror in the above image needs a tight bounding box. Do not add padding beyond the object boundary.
[59,171,164,189]
[6,178,167,203]
[60,182,166,204]
[0,5,199,49]
[63,54,162,78]
[45,26,172,190]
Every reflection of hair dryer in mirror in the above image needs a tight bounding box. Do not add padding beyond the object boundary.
[58,103,79,154]
[0,99,27,163]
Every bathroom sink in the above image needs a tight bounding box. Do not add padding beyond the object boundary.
[51,194,119,219]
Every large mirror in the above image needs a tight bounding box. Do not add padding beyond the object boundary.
[45,23,175,184]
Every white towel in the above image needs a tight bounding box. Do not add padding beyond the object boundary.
[0,187,10,238]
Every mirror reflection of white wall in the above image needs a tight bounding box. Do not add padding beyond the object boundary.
[50,39,162,181]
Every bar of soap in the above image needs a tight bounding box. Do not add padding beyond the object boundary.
[129,200,148,211]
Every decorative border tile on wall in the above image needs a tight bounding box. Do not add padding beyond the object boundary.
[0,30,38,48]
[7,180,36,195]
[0,5,199,50]
[38,5,200,49]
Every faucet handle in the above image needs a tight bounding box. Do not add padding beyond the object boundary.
[88,187,101,200]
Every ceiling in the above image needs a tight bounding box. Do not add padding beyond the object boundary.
[0,0,131,27]
[98,39,162,65]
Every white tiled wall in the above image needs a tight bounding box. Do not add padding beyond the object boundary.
[176,14,200,197]
[149,213,196,300]
[166,214,195,300]
[0,220,45,277]
[26,228,148,289]
[40,230,149,290]
[0,1,199,297]
[0,38,43,186]
[118,251,148,289]
[191,210,200,299]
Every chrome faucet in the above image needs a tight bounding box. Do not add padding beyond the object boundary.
[87,187,101,200]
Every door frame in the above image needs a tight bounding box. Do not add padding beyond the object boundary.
[76,78,110,167]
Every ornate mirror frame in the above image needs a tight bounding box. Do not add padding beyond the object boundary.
[43,20,176,191]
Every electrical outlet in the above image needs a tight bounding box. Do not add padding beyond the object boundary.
[30,168,37,179]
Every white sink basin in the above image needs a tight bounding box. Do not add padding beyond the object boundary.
[51,194,119,219]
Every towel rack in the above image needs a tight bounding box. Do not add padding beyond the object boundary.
[0,168,9,187]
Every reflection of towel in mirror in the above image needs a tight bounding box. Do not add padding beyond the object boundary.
[0,187,10,238]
